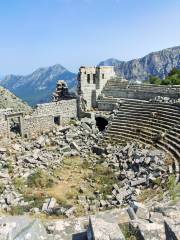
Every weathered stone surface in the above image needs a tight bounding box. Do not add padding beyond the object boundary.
[131,202,150,220]
[0,216,48,240]
[87,216,125,240]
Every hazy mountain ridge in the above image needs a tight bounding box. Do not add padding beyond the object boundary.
[1,46,180,106]
[0,64,77,106]
[99,46,180,81]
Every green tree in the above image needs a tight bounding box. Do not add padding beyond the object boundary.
[149,76,161,85]
[168,68,180,77]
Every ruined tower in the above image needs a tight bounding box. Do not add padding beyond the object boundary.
[53,80,74,101]
[78,66,116,110]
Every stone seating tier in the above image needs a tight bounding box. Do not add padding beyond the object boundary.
[104,100,180,181]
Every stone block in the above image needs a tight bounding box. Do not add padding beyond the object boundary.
[0,216,48,240]
[87,216,125,240]
[131,202,150,220]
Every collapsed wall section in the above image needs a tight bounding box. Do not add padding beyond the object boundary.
[0,115,8,139]
[0,109,13,139]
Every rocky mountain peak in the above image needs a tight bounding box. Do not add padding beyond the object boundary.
[99,46,180,81]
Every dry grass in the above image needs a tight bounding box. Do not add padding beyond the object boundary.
[164,156,173,165]
[14,156,118,218]
[46,157,92,203]
[138,188,163,202]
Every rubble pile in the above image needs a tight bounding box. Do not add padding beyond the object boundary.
[107,143,168,204]
[0,198,180,240]
[149,95,180,104]
[0,118,102,213]
[0,117,172,216]
[77,142,169,211]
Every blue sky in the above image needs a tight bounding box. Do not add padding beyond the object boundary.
[0,0,179,75]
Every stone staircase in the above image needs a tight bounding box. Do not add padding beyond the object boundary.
[104,99,180,181]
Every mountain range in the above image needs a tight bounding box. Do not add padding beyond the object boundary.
[0,46,179,106]
[0,64,77,106]
[99,46,180,81]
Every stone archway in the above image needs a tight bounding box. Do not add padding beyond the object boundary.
[95,117,108,131]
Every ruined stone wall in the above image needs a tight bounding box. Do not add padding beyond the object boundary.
[23,115,54,137]
[78,67,97,109]
[96,66,116,91]
[34,99,77,122]
[0,109,13,139]
[0,115,8,139]
[22,99,77,137]
[97,100,117,111]
[0,99,77,139]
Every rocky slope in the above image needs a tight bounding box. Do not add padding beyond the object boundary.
[0,86,31,113]
[99,46,180,81]
[0,64,77,106]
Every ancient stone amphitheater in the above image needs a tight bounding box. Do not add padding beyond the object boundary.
[0,66,180,239]
[94,79,180,183]
[104,98,180,180]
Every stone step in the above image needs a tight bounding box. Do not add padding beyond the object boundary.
[115,113,180,127]
[109,122,180,145]
[105,128,180,165]
[107,126,180,157]
[117,110,180,121]
[111,119,179,135]
[119,105,180,115]
[112,118,180,135]
[105,129,154,145]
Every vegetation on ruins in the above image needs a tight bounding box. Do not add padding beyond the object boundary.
[0,182,5,195]
[121,224,137,240]
[167,175,180,201]
[27,169,54,188]
[148,68,180,85]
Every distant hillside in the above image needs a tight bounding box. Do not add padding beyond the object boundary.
[99,46,180,81]
[0,86,31,113]
[0,64,77,106]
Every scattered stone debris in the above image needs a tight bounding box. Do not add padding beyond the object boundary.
[0,115,171,216]
[0,117,103,214]
[1,199,179,240]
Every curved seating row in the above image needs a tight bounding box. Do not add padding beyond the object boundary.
[104,99,180,182]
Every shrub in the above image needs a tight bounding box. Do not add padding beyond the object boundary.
[121,223,137,240]
[13,177,26,192]
[93,164,117,197]
[0,182,5,194]
[149,76,161,85]
[27,170,54,188]
[23,192,46,209]
[6,161,14,174]
[68,119,77,125]
[10,206,30,215]
[66,188,78,200]
[167,175,180,200]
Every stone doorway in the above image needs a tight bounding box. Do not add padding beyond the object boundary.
[5,112,24,138]
[54,116,61,125]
